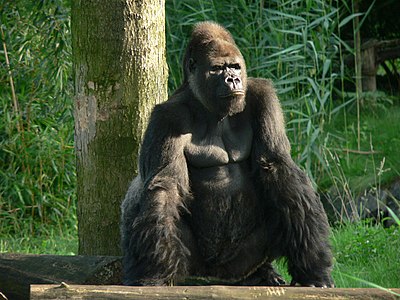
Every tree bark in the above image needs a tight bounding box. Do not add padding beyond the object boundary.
[71,0,167,256]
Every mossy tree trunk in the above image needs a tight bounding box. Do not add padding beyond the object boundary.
[71,0,167,256]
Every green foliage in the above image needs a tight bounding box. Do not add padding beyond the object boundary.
[0,0,75,237]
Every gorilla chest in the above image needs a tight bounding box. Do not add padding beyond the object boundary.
[187,161,260,263]
[184,115,253,168]
[184,116,258,260]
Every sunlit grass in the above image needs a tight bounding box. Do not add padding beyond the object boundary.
[0,225,78,255]
[331,222,400,288]
[273,221,400,288]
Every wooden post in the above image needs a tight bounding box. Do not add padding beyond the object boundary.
[362,40,378,92]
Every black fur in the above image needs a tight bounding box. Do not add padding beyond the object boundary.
[120,21,333,287]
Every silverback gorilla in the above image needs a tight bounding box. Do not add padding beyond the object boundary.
[121,21,334,287]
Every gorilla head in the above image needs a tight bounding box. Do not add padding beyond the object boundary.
[183,22,247,119]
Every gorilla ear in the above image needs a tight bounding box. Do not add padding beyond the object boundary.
[188,58,196,73]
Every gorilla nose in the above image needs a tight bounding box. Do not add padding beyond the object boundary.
[225,76,242,90]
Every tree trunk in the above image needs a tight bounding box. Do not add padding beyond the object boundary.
[71,0,167,256]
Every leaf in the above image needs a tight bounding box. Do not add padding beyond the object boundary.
[338,13,364,28]
[386,207,400,226]
[322,59,331,81]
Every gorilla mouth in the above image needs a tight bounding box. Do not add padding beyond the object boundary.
[219,90,245,98]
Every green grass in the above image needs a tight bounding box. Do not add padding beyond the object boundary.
[332,222,400,288]
[274,221,400,288]
[0,224,77,255]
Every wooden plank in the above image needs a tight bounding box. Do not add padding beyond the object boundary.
[31,284,400,300]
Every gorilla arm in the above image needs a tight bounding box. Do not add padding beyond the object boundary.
[121,101,191,286]
[248,78,334,287]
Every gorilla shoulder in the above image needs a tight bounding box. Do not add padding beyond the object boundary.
[246,77,289,154]
[247,78,278,106]
[149,92,192,134]
[246,78,284,117]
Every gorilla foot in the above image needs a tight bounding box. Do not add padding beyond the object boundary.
[290,278,334,288]
[239,263,286,286]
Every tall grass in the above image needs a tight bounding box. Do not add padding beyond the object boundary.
[0,0,76,238]
[166,0,359,184]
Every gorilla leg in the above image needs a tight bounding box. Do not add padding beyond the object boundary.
[261,160,334,287]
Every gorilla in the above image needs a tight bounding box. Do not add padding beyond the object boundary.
[121,21,334,287]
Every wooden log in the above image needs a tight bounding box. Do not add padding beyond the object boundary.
[376,39,400,63]
[0,254,122,300]
[31,284,400,300]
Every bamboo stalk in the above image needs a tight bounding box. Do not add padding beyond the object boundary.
[1,26,22,133]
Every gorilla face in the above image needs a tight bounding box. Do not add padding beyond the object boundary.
[188,39,247,119]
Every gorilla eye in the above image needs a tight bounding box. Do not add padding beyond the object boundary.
[231,64,241,70]
[210,65,224,75]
